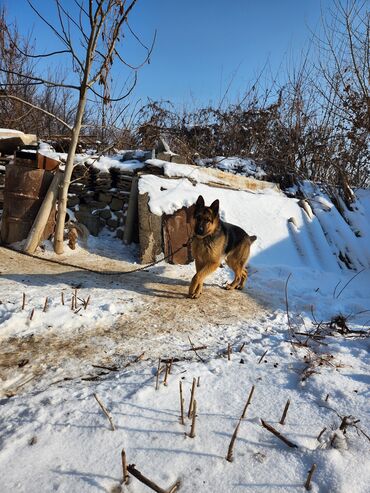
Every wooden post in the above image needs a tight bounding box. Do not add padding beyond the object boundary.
[123,176,139,245]
[241,385,255,419]
[179,381,185,425]
[23,170,63,254]
[121,449,129,485]
[188,378,196,418]
[304,464,317,490]
[279,399,291,425]
[127,464,180,493]
[188,400,197,438]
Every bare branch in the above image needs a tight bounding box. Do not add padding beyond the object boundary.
[114,28,156,70]
[88,71,137,102]
[0,67,80,90]
[0,94,72,130]
[26,0,71,48]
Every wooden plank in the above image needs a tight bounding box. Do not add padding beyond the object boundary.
[123,176,139,245]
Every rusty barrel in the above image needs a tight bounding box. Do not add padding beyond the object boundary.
[0,157,56,244]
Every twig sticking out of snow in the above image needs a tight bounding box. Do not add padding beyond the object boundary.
[127,464,180,493]
[260,419,298,448]
[93,393,115,431]
[279,399,291,425]
[168,358,173,374]
[187,336,206,363]
[316,427,327,442]
[124,351,145,369]
[185,345,208,352]
[197,376,200,387]
[22,293,26,310]
[188,378,196,418]
[30,308,35,321]
[121,449,129,485]
[179,381,185,425]
[84,295,90,310]
[226,417,242,462]
[304,463,317,490]
[155,358,161,390]
[239,342,246,352]
[334,268,366,299]
[187,400,197,438]
[226,386,256,462]
[241,384,255,419]
[43,297,48,313]
[61,292,64,306]
[92,363,118,372]
[227,343,232,361]
[163,364,169,386]
[258,350,268,364]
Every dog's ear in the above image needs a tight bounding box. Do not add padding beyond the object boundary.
[195,195,205,209]
[210,199,219,216]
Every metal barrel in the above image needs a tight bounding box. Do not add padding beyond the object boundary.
[0,158,56,244]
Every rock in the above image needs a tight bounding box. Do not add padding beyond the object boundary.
[138,192,162,263]
[99,208,112,220]
[98,192,112,204]
[67,195,80,208]
[0,130,37,154]
[157,151,172,162]
[170,154,186,164]
[75,211,102,236]
[107,218,119,229]
[89,200,106,210]
[110,197,124,211]
[156,151,185,164]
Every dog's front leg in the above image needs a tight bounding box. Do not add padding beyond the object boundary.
[188,262,219,299]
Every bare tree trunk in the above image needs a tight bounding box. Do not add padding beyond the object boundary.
[53,90,89,254]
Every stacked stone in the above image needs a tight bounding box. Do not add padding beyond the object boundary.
[0,168,5,188]
[65,152,153,238]
[110,167,133,191]
[0,168,5,207]
[71,163,89,187]
[67,182,130,238]
[90,167,112,192]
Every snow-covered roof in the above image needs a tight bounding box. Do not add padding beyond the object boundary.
[145,158,277,192]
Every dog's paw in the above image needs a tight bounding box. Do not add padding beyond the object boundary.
[188,292,200,299]
[224,283,233,290]
[188,286,202,298]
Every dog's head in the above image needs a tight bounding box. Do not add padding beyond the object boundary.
[193,195,220,238]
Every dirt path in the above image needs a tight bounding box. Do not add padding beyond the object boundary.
[0,246,266,394]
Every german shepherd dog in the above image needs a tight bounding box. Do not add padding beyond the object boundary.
[188,195,257,299]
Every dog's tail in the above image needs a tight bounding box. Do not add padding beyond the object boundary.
[249,235,257,243]
[66,221,89,246]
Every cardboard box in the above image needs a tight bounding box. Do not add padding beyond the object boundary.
[37,153,60,171]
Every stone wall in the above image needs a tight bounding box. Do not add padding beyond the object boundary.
[67,152,152,238]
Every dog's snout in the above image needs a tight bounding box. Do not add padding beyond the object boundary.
[196,224,204,235]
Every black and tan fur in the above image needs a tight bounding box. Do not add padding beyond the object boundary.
[188,195,257,299]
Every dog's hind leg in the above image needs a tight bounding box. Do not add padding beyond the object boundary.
[237,267,248,290]
[226,239,251,290]
[225,256,243,290]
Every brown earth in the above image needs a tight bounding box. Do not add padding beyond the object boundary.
[0,246,266,395]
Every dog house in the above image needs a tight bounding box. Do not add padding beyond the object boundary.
[136,160,278,264]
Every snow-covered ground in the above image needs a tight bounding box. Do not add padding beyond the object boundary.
[0,182,369,492]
